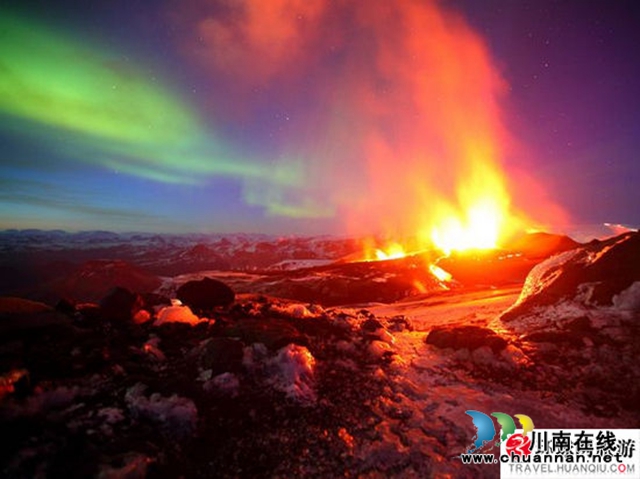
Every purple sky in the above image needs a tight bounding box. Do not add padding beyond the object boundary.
[1,0,638,234]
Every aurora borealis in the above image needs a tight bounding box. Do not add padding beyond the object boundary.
[1,0,639,234]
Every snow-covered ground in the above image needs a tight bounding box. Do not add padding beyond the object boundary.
[0,228,638,477]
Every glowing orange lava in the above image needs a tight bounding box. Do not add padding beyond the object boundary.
[374,243,407,261]
[429,264,452,282]
[426,162,514,255]
[339,1,557,261]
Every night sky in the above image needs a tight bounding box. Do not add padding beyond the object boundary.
[1,0,639,235]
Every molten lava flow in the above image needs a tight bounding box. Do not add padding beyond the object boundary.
[359,239,409,262]
[429,264,452,283]
[375,243,406,261]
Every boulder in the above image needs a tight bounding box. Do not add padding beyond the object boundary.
[224,318,307,351]
[99,287,143,322]
[425,325,507,352]
[176,277,235,312]
[195,337,244,374]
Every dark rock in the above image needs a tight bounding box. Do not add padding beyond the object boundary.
[48,260,162,302]
[502,232,640,322]
[177,277,235,312]
[507,232,580,260]
[0,369,30,399]
[0,296,52,315]
[426,325,508,352]
[195,337,244,374]
[521,331,584,347]
[250,255,445,306]
[0,309,72,338]
[387,315,413,332]
[11,369,31,398]
[55,298,76,316]
[99,287,143,322]
[13,319,80,381]
[361,318,384,333]
[288,315,350,340]
[224,318,307,350]
[141,292,171,309]
[75,303,102,324]
[565,316,593,333]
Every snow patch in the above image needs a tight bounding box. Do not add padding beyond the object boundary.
[369,327,395,345]
[125,384,197,437]
[368,340,393,359]
[97,407,126,425]
[267,344,316,404]
[613,281,640,311]
[266,259,334,271]
[270,302,317,318]
[154,305,204,325]
[266,301,325,319]
[516,248,581,306]
[203,372,240,397]
[242,343,269,369]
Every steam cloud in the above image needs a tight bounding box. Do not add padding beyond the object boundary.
[172,0,563,236]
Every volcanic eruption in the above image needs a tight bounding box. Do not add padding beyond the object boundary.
[1,1,638,478]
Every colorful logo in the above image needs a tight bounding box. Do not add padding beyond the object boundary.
[504,433,532,456]
[465,410,534,454]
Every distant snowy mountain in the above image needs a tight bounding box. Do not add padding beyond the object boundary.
[3,225,635,304]
[556,223,637,243]
[0,230,362,299]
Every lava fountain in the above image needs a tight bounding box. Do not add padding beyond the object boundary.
[333,0,543,258]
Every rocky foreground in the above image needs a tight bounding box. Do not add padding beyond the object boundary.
[0,232,638,478]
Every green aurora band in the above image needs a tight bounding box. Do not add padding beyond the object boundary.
[0,10,326,217]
